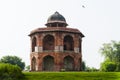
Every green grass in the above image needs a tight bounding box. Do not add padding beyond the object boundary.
[21,72,120,80]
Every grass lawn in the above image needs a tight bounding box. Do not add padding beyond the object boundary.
[21,72,120,80]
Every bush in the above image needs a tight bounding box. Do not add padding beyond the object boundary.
[85,67,99,72]
[116,63,120,72]
[0,63,24,80]
[100,61,117,72]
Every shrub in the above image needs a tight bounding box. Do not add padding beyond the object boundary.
[100,61,117,72]
[0,63,24,80]
[115,63,120,72]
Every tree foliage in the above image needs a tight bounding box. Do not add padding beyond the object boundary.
[0,55,25,70]
[26,65,30,71]
[0,63,23,80]
[85,66,98,72]
[81,61,98,72]
[100,61,116,72]
[81,61,86,71]
[99,40,120,71]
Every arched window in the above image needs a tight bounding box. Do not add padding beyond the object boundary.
[63,35,74,51]
[31,57,36,71]
[64,56,74,71]
[43,35,55,51]
[32,37,37,52]
[43,55,54,71]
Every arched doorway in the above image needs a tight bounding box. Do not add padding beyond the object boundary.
[32,37,37,52]
[43,55,54,71]
[31,57,36,71]
[64,56,74,71]
[63,35,74,51]
[43,35,55,51]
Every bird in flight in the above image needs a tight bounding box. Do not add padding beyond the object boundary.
[82,5,85,8]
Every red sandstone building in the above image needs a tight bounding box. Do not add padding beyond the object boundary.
[29,12,84,71]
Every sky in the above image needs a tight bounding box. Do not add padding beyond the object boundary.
[0,0,120,69]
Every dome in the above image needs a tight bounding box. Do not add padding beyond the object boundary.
[45,12,68,27]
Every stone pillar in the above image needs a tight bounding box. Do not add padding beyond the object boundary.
[36,55,43,71]
[79,38,82,54]
[54,32,63,52]
[33,34,43,53]
[74,34,79,53]
[30,61,32,71]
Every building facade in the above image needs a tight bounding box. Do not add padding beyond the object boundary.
[29,12,84,71]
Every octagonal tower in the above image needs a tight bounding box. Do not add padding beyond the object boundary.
[29,12,84,71]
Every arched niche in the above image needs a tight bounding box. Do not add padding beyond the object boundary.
[32,37,37,52]
[63,35,74,51]
[43,55,54,71]
[31,57,36,71]
[43,35,55,51]
[63,56,74,71]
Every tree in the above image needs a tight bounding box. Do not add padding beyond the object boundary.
[0,55,25,70]
[99,40,120,71]
[81,61,86,71]
[100,61,116,72]
[26,65,30,71]
[0,63,23,80]
[85,66,98,72]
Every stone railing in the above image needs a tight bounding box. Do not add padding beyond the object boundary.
[31,50,77,53]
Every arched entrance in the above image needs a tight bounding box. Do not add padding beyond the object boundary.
[31,57,36,71]
[63,35,74,51]
[43,35,55,51]
[64,56,74,71]
[43,55,54,71]
[32,37,37,52]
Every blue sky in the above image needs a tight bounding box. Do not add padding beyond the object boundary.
[0,0,120,68]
